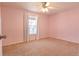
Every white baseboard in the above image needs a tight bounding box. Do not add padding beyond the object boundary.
[50,36,79,44]
[3,36,79,47]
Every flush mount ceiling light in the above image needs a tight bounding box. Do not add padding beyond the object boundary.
[41,2,52,12]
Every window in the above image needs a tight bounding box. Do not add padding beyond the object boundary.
[28,16,38,35]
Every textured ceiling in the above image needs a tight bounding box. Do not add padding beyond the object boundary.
[1,2,79,14]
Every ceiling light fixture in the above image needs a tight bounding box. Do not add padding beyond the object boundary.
[41,2,50,12]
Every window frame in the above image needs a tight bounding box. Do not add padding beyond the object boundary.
[27,16,38,35]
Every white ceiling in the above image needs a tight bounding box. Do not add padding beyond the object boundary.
[1,2,79,14]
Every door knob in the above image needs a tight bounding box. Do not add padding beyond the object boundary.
[0,35,6,39]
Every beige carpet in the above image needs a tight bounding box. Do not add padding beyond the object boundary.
[3,38,79,56]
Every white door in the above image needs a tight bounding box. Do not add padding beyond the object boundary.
[0,39,2,56]
[0,7,2,56]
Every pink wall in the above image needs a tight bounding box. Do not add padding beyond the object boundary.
[2,6,24,46]
[49,8,79,43]
[38,14,49,39]
[2,5,79,46]
[1,5,79,46]
[1,6,49,46]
